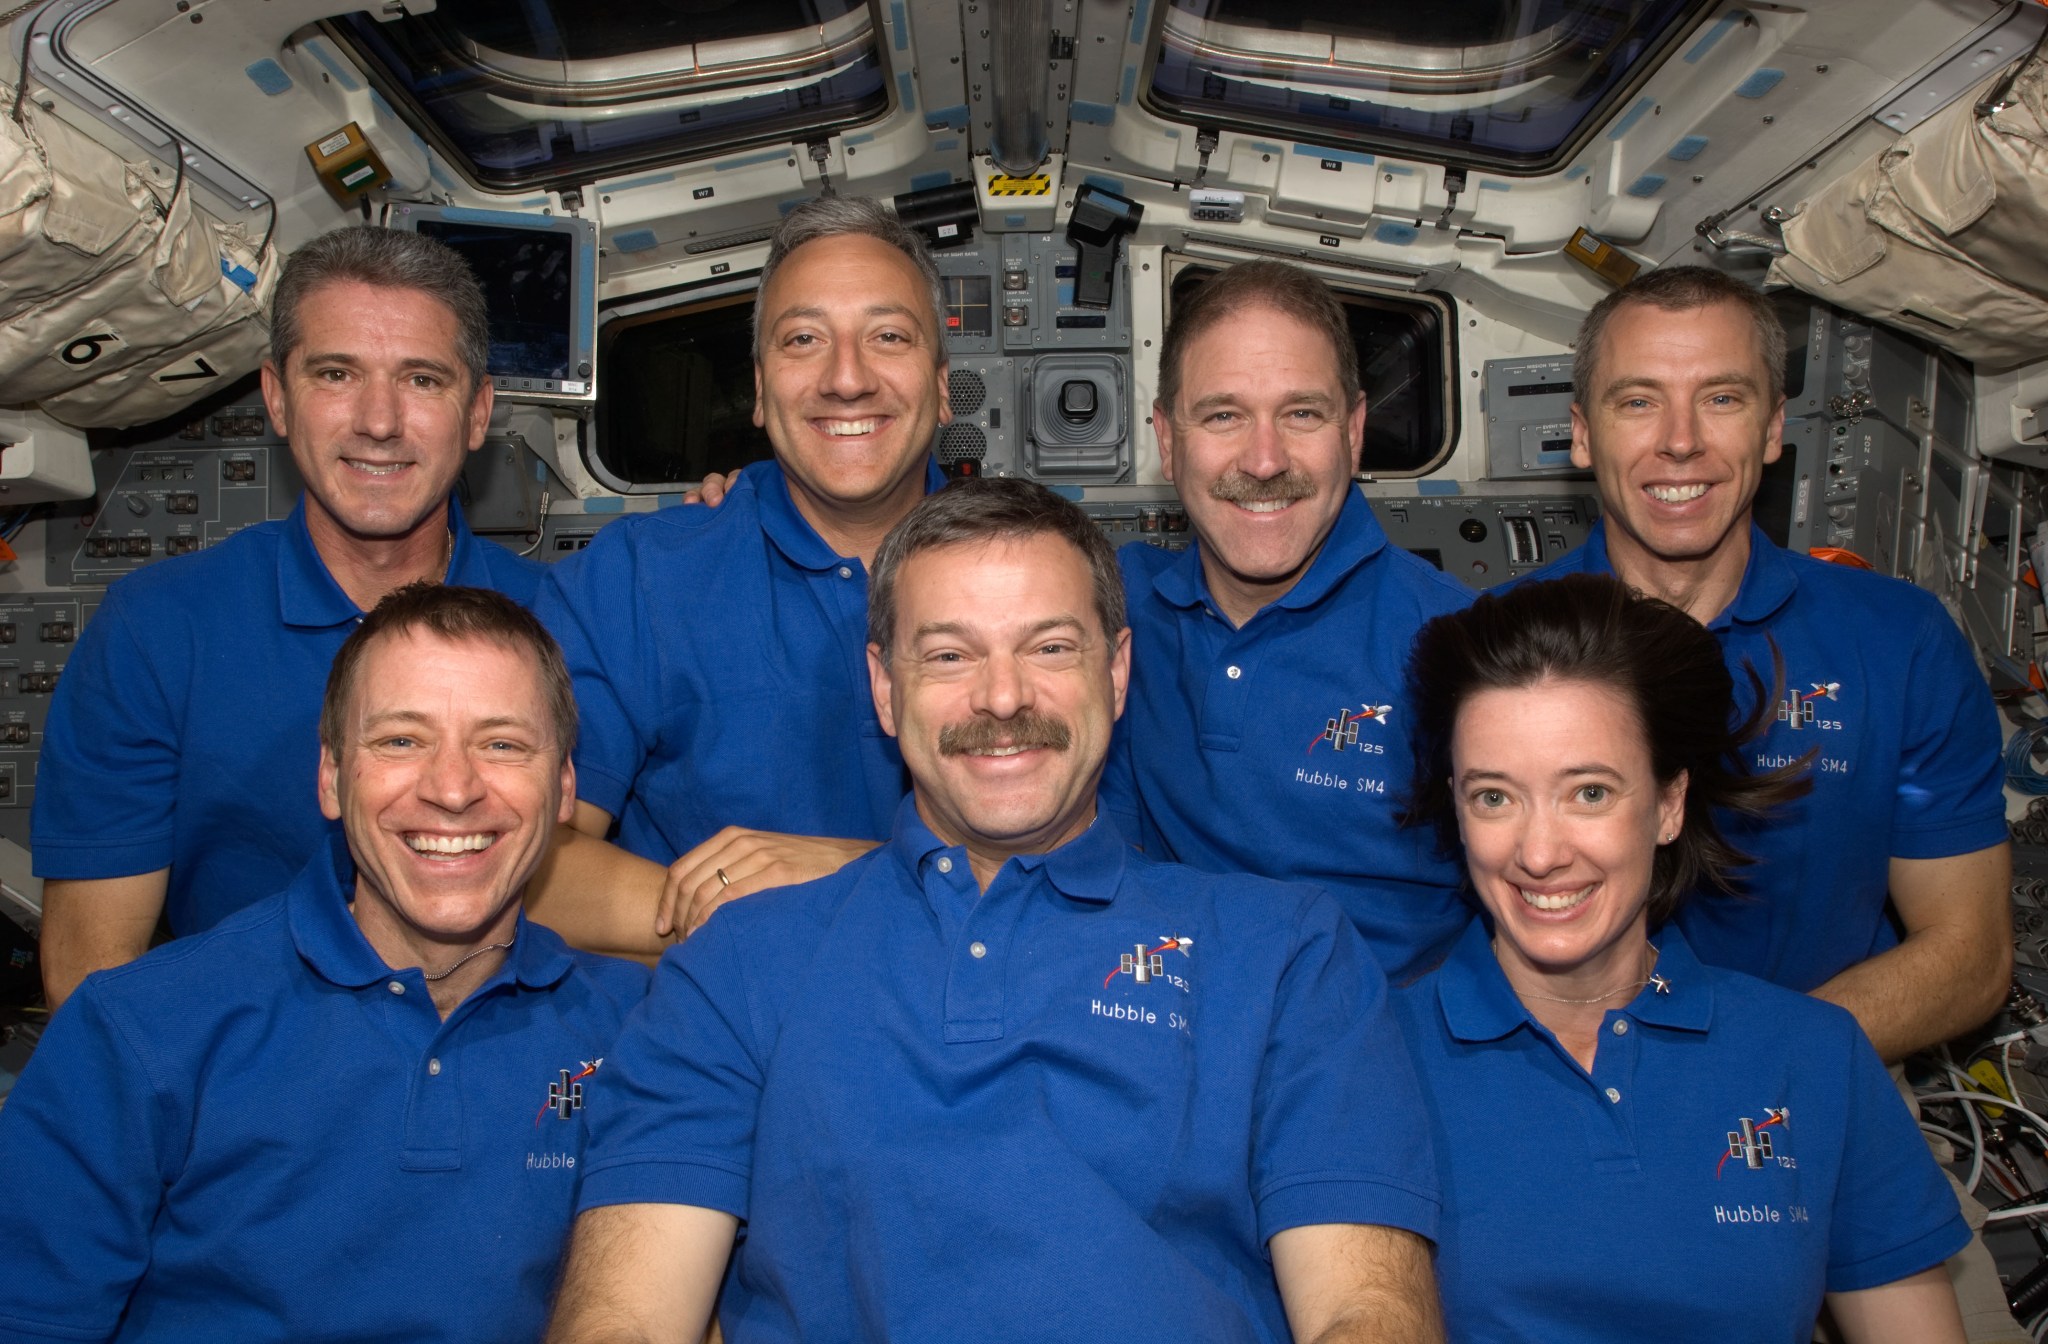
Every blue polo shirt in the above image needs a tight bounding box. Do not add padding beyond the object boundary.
[1395,921,1967,1342]
[534,458,943,863]
[579,798,1440,1343]
[1104,487,1476,982]
[31,496,543,936]
[1523,523,2008,990]
[0,837,649,1344]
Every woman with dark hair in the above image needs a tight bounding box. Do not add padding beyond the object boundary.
[1396,573,1967,1343]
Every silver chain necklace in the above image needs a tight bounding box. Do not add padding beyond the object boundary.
[421,938,514,982]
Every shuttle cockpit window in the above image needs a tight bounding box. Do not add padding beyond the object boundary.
[1146,0,1713,171]
[1167,264,1455,477]
[591,290,773,490]
[329,0,888,189]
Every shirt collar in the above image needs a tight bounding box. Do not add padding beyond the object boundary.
[1576,520,1797,630]
[288,833,575,993]
[1433,917,1714,1042]
[1152,484,1385,615]
[277,494,485,629]
[885,793,1128,906]
[755,456,946,574]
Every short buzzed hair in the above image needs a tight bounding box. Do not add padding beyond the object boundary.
[867,478,1125,658]
[1157,260,1360,420]
[270,226,490,391]
[320,583,576,760]
[1572,266,1788,408]
[751,196,947,364]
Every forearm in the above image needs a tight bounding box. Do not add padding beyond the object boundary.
[1825,1266,1964,1344]
[40,873,168,1010]
[1272,1224,1444,1344]
[546,1204,734,1344]
[522,824,669,963]
[1811,846,2013,1062]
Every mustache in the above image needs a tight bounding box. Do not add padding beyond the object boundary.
[1209,469,1317,506]
[938,709,1073,756]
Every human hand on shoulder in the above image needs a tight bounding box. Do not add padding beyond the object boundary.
[657,828,880,940]
[682,472,734,507]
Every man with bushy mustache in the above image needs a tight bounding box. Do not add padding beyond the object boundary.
[547,478,1445,1344]
[1101,259,1475,982]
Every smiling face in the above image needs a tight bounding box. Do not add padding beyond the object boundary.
[1155,303,1365,627]
[753,232,950,534]
[261,279,491,550]
[1571,299,1785,574]
[868,532,1130,883]
[1451,678,1687,995]
[319,629,575,966]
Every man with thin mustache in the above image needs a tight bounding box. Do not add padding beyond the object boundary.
[1102,259,1476,982]
[546,478,1445,1344]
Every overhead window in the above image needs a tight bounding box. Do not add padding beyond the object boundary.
[1146,0,1712,173]
[589,289,773,491]
[1167,263,1456,477]
[329,0,888,191]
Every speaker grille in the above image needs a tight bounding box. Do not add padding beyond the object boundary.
[936,425,987,463]
[948,370,986,416]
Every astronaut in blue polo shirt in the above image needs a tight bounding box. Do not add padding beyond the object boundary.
[1516,267,2011,1062]
[1515,266,2016,1340]
[545,479,1445,1344]
[525,196,954,958]
[0,585,647,1344]
[1102,259,1475,982]
[34,225,543,1009]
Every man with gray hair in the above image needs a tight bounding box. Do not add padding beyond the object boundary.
[547,478,1444,1344]
[35,224,543,1009]
[525,195,954,957]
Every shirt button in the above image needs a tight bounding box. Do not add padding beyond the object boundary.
[387,981,405,995]
[1612,1020,1629,1036]
[428,1058,442,1076]
[838,566,853,579]
[1225,665,1242,679]
[1605,1087,1622,1104]
[936,856,954,874]
[970,941,987,959]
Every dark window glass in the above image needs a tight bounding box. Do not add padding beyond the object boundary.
[593,294,772,488]
[1147,0,1711,172]
[1168,266,1454,476]
[330,1,886,190]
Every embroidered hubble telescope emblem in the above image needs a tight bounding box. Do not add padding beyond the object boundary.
[1777,682,1842,730]
[536,1059,602,1124]
[1308,704,1392,753]
[1717,1107,1790,1177]
[1103,935,1193,988]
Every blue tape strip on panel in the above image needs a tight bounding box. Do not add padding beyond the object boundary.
[890,1,909,50]
[1625,173,1667,198]
[1374,221,1419,245]
[715,149,790,171]
[1417,479,1462,496]
[1684,11,1743,63]
[1607,97,1655,139]
[245,60,292,96]
[1292,144,1374,165]
[1121,65,1137,104]
[612,229,658,254]
[909,170,952,192]
[1004,214,1027,227]
[898,71,918,111]
[583,496,625,514]
[1734,68,1784,99]
[607,172,676,193]
[1129,0,1151,43]
[1082,173,1127,195]
[933,138,960,152]
[1071,101,1116,125]
[926,104,969,130]
[1667,135,1709,161]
